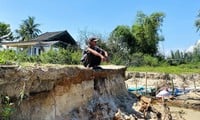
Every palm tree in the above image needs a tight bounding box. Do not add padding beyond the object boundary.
[195,10,200,33]
[0,22,13,42]
[16,16,41,41]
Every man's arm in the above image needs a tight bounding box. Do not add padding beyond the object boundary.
[102,50,108,62]
[87,47,105,58]
[103,50,108,57]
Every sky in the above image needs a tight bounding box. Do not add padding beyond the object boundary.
[0,0,200,55]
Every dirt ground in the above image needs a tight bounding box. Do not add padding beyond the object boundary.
[125,77,200,120]
[153,104,200,120]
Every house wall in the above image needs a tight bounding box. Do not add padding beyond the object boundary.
[2,43,62,56]
[28,45,52,56]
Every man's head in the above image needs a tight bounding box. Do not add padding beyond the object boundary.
[88,37,98,46]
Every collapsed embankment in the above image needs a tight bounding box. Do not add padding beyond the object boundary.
[1,65,199,120]
[0,65,137,120]
[126,71,200,89]
[126,72,200,111]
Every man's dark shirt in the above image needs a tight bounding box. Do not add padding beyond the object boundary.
[81,46,105,67]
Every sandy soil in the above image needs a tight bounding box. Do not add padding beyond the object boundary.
[125,77,200,120]
[153,104,200,120]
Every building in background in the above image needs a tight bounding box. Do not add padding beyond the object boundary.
[1,30,77,56]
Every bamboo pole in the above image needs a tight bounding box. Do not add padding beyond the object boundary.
[192,75,197,91]
[145,72,147,95]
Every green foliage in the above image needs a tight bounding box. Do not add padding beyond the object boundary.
[40,48,82,64]
[191,47,200,62]
[107,11,165,66]
[15,16,41,41]
[0,47,82,65]
[128,62,200,74]
[110,52,128,65]
[0,85,26,120]
[0,96,15,120]
[168,50,185,65]
[108,25,136,54]
[179,62,200,69]
[0,49,37,64]
[0,50,16,64]
[109,51,143,66]
[0,22,13,42]
[168,48,200,65]
[109,52,160,67]
[195,10,200,33]
[96,39,110,53]
[126,52,144,66]
[70,49,82,64]
[40,48,69,64]
[143,54,159,66]
[15,50,30,62]
[132,11,165,55]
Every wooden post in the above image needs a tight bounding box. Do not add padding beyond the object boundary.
[135,79,138,94]
[171,79,174,95]
[145,72,147,95]
[192,75,196,91]
[156,81,158,92]
[133,74,138,94]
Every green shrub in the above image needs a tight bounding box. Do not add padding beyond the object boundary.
[128,53,144,66]
[15,50,29,63]
[0,50,16,64]
[39,48,82,64]
[40,48,65,64]
[0,47,82,65]
[143,54,159,66]
[70,50,82,64]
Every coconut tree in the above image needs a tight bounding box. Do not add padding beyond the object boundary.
[0,22,13,42]
[16,16,41,41]
[195,10,200,33]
